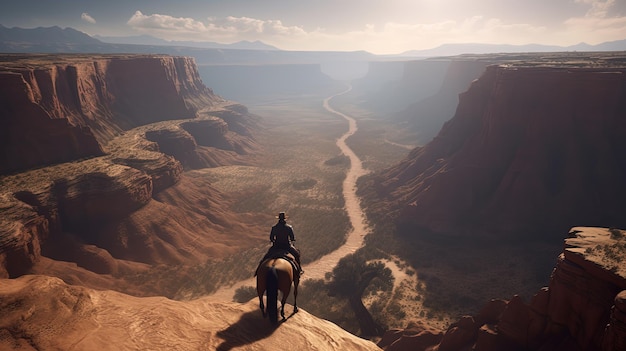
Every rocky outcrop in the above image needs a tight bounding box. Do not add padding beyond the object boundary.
[0,54,223,174]
[380,227,626,351]
[361,61,626,241]
[0,275,382,351]
[0,194,47,278]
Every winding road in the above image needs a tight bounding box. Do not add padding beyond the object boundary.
[304,85,370,279]
[210,85,371,300]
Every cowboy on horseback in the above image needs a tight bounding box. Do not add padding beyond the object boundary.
[259,212,303,275]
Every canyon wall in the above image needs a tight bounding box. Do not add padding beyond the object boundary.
[361,62,626,241]
[395,59,490,144]
[343,58,489,146]
[0,54,221,174]
[0,54,261,284]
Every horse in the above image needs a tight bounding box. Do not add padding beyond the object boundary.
[256,257,299,324]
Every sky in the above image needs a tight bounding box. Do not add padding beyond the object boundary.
[1,0,625,54]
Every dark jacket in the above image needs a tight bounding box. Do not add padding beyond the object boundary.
[270,220,295,249]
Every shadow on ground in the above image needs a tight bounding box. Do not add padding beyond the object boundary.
[215,304,298,350]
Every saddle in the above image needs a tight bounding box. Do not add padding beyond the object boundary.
[255,247,301,278]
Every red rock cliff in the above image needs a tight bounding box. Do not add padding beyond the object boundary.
[0,54,259,287]
[0,54,222,174]
[362,63,626,240]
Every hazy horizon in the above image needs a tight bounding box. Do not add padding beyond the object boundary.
[1,0,625,54]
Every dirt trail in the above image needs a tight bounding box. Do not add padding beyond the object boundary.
[209,85,371,300]
[304,84,370,279]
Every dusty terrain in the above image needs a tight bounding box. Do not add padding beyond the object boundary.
[0,275,381,351]
[211,85,376,299]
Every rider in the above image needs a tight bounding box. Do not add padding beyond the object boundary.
[259,212,303,275]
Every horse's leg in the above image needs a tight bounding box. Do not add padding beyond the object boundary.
[280,290,288,320]
[293,277,299,313]
[258,292,266,318]
[256,275,266,318]
[278,271,291,320]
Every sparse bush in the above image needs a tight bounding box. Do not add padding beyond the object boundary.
[289,178,317,190]
[324,155,350,166]
[233,286,257,303]
[610,228,624,240]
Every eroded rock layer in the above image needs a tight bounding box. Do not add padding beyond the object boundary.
[0,54,221,174]
[0,54,261,284]
[362,59,626,241]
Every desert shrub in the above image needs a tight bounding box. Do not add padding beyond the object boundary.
[234,286,257,303]
[289,178,317,190]
[386,301,406,320]
[324,154,350,166]
[610,228,624,239]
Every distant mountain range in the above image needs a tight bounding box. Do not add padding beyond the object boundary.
[0,25,376,64]
[1,24,625,61]
[93,34,279,51]
[0,25,278,51]
[401,40,626,57]
[0,25,101,45]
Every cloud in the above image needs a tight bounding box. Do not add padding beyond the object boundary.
[214,16,306,36]
[124,10,550,53]
[561,0,626,44]
[127,11,207,32]
[122,8,623,54]
[315,17,549,53]
[81,13,96,24]
[126,11,305,41]
[575,0,616,17]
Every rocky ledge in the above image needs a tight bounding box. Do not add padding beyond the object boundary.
[0,275,382,351]
[380,227,626,351]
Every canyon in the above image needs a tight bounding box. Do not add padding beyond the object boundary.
[0,54,264,286]
[360,52,626,242]
[357,52,626,350]
[2,51,626,351]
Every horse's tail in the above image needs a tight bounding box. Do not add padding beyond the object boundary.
[266,266,279,324]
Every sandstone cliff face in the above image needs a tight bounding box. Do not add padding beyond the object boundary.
[0,54,222,174]
[380,227,626,351]
[0,69,105,174]
[362,64,626,240]
[0,54,260,283]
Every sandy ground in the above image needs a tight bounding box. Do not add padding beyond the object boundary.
[210,85,373,300]
[0,275,382,351]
